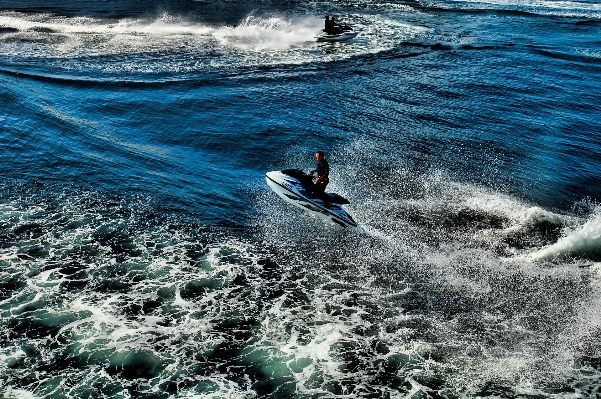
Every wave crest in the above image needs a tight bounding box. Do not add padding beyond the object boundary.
[532,207,601,262]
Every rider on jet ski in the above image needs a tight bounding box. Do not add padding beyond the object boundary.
[324,16,342,34]
[309,151,330,204]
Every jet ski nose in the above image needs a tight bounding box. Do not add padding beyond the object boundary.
[265,171,281,180]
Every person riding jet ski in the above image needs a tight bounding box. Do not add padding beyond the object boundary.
[265,151,357,227]
[324,16,342,34]
[318,16,358,42]
[308,151,330,204]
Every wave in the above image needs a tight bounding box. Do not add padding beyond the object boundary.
[575,19,601,26]
[401,40,455,50]
[401,41,512,51]
[420,0,601,18]
[532,47,601,64]
[531,208,601,262]
[0,11,214,36]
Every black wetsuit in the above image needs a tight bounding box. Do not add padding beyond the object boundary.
[325,19,335,34]
[313,159,330,198]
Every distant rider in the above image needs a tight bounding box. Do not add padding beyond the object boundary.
[309,151,330,203]
[330,17,342,34]
[324,16,345,35]
[324,16,335,34]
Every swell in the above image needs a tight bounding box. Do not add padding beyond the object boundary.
[401,40,516,51]
[532,48,601,65]
[399,39,601,67]
[575,19,601,26]
[419,3,601,20]
[0,67,232,89]
[419,5,554,18]
[0,44,428,88]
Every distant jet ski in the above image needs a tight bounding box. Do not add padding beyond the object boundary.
[266,169,358,228]
[316,26,359,42]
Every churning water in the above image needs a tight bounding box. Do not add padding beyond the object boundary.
[1,0,600,397]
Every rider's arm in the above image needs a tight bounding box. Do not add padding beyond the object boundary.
[316,162,329,179]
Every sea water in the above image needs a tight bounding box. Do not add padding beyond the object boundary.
[0,0,600,397]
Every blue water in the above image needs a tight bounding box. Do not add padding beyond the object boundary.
[1,1,601,398]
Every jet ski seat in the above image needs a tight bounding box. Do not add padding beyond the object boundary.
[281,169,313,191]
[281,169,350,205]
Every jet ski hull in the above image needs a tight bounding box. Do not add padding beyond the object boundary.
[316,31,359,42]
[266,170,358,228]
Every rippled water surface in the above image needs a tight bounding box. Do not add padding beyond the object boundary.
[1,0,601,398]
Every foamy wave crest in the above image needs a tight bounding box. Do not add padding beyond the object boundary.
[214,15,322,50]
[0,11,322,54]
[531,207,601,262]
[0,11,213,36]
[0,11,211,61]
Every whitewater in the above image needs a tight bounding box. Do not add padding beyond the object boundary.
[1,0,600,398]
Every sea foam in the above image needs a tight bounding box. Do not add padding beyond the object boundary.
[531,208,601,262]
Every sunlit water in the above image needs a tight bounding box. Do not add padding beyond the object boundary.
[1,0,600,398]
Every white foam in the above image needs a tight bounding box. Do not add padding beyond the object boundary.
[0,12,213,37]
[0,246,19,262]
[531,208,601,261]
[2,388,39,399]
[213,15,322,51]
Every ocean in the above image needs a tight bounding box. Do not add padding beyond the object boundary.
[1,0,600,397]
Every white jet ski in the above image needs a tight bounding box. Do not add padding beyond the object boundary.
[316,26,359,42]
[266,169,358,228]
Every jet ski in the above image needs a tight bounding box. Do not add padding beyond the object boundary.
[316,26,359,42]
[266,169,358,228]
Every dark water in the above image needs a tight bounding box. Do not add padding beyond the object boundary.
[1,1,601,397]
